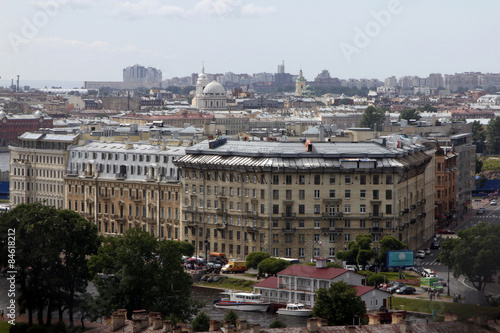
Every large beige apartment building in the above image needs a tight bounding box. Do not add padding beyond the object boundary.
[175,139,434,262]
[64,140,185,239]
[9,131,80,208]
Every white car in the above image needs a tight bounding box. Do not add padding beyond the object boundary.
[491,200,497,206]
[416,250,425,259]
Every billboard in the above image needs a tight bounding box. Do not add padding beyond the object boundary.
[387,250,414,268]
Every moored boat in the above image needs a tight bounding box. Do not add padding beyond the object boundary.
[276,303,313,317]
[213,290,270,312]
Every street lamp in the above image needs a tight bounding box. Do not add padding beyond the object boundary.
[204,239,208,265]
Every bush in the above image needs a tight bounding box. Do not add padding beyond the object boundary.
[26,325,48,333]
[367,273,385,286]
[10,323,30,333]
[191,312,210,332]
[224,310,239,326]
[269,319,287,328]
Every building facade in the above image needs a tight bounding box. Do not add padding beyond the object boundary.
[9,132,79,208]
[175,139,433,262]
[434,145,457,230]
[64,141,185,239]
[0,111,53,146]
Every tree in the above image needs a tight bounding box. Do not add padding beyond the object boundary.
[439,223,500,292]
[476,157,483,174]
[335,234,374,268]
[417,104,437,113]
[477,173,487,188]
[472,121,486,154]
[312,281,366,326]
[399,109,421,121]
[245,251,270,269]
[88,229,202,321]
[376,236,408,267]
[0,203,99,326]
[224,310,239,326]
[191,312,210,332]
[486,117,500,155]
[269,319,286,328]
[360,106,385,131]
[257,258,290,275]
[367,274,385,287]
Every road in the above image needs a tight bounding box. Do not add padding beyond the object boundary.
[414,199,500,304]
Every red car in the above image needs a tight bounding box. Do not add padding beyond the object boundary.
[437,229,455,234]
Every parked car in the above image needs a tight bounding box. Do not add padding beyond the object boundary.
[425,248,431,255]
[438,278,447,286]
[387,283,405,294]
[491,200,497,206]
[416,250,426,259]
[396,286,416,295]
[344,264,359,272]
[430,241,440,249]
[437,229,455,234]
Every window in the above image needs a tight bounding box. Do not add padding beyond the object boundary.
[360,219,366,228]
[273,175,279,184]
[299,190,305,199]
[314,220,320,228]
[360,204,366,213]
[286,175,292,184]
[299,175,305,184]
[314,190,320,199]
[373,175,379,185]
[313,234,320,242]
[345,175,351,184]
[386,204,392,214]
[344,234,351,242]
[298,234,305,243]
[286,190,292,200]
[386,190,392,200]
[345,190,351,199]
[344,219,351,228]
[273,205,279,214]
[285,234,292,243]
[273,190,279,200]
[386,175,393,184]
[299,220,305,228]
[299,205,305,214]
[272,234,279,243]
[298,248,305,257]
[329,234,335,243]
[344,204,351,213]
[207,186,211,194]
[314,205,320,214]
[314,175,321,184]
[329,176,335,184]
[360,175,366,185]
[373,190,379,200]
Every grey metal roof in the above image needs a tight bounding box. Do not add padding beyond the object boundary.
[19,133,44,140]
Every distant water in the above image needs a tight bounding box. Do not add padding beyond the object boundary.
[0,152,9,172]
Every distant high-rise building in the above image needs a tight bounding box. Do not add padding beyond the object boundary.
[384,76,397,87]
[123,64,162,83]
[277,60,285,74]
[427,73,443,89]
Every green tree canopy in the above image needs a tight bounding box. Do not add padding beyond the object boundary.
[360,106,385,131]
[376,236,408,267]
[224,310,239,326]
[246,251,271,269]
[472,120,486,154]
[269,319,287,328]
[417,104,437,112]
[399,109,421,121]
[312,281,366,326]
[88,229,202,321]
[191,312,210,332]
[257,258,290,275]
[439,223,500,292]
[486,117,500,155]
[0,203,99,326]
[335,234,374,268]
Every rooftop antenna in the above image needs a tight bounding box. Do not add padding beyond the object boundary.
[17,75,19,92]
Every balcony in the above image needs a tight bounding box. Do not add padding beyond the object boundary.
[116,173,127,180]
[409,218,416,224]
[410,205,416,211]
[216,208,227,215]
[215,222,227,229]
[130,196,143,202]
[322,212,343,219]
[321,227,337,234]
[370,227,384,233]
[184,220,196,226]
[369,213,384,219]
[100,194,111,200]
[282,227,296,233]
[247,226,259,233]
[245,211,258,217]
[282,212,296,219]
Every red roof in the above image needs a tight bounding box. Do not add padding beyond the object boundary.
[277,265,350,280]
[352,285,376,296]
[254,276,280,288]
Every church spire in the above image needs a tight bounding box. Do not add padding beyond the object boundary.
[202,61,205,74]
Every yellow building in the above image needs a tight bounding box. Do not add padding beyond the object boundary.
[175,139,433,261]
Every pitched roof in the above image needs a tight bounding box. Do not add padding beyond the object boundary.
[254,276,280,288]
[277,265,349,280]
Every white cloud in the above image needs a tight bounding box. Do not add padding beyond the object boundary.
[192,0,242,17]
[110,0,186,20]
[241,4,277,17]
[31,0,94,10]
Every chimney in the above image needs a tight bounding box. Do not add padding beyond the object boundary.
[306,318,318,333]
[151,315,163,330]
[225,326,235,333]
[179,324,193,333]
[236,319,247,331]
[209,320,221,332]
[368,314,380,325]
[133,319,143,333]
[142,316,149,329]
[163,320,173,332]
[111,311,126,331]
[400,320,412,333]
[391,312,405,324]
[344,326,356,333]
[132,310,147,321]
[249,324,260,333]
[317,318,328,327]
[444,312,458,322]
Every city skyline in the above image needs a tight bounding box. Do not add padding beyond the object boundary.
[1,0,500,85]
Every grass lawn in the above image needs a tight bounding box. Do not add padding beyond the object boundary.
[393,297,500,320]
[0,321,11,333]
[196,276,255,292]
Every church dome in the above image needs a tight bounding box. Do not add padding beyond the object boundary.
[203,81,225,95]
[0,110,6,119]
[197,73,209,85]
[34,110,43,118]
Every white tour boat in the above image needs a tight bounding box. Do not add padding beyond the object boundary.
[276,303,313,317]
[213,290,270,312]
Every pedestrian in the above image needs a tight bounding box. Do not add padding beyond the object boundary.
[437,291,441,299]
[0,309,3,319]
[458,294,462,303]
[256,273,260,281]
[429,292,433,301]
[265,272,268,279]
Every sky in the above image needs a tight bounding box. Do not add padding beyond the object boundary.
[1,0,499,87]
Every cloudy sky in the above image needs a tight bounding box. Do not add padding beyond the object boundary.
[1,0,499,86]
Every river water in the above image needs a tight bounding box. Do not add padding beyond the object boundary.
[0,152,9,172]
[0,277,307,328]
